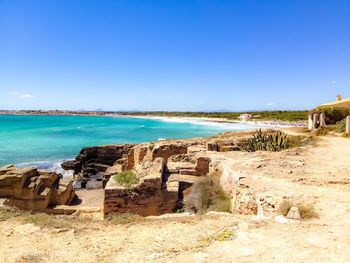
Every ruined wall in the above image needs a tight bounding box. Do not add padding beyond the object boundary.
[104,184,178,216]
[104,157,179,216]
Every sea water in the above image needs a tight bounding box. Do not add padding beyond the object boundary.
[0,115,266,170]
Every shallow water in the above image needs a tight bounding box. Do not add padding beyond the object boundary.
[0,115,265,169]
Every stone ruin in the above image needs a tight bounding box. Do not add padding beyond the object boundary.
[0,130,305,217]
[0,165,76,211]
[60,136,248,216]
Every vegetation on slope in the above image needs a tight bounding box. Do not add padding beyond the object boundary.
[312,108,350,124]
[120,110,308,122]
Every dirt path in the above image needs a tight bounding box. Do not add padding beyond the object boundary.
[1,136,350,262]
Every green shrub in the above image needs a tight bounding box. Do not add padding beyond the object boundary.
[312,108,350,125]
[335,119,346,133]
[184,172,231,213]
[240,129,289,152]
[114,171,138,188]
[314,126,335,136]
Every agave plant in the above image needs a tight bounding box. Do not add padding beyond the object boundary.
[267,131,288,151]
[240,129,288,152]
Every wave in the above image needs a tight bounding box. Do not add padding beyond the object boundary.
[15,160,73,177]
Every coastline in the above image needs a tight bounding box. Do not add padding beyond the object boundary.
[0,110,307,128]
[1,113,305,171]
[125,114,306,128]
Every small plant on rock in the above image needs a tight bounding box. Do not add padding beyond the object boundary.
[114,171,138,188]
[203,228,236,244]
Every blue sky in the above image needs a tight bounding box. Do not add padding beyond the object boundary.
[0,0,349,111]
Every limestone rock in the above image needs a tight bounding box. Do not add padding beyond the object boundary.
[151,143,189,161]
[286,206,301,220]
[61,144,135,189]
[0,165,76,211]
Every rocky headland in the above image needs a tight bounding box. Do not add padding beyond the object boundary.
[1,128,350,262]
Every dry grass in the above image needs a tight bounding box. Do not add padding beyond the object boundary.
[278,200,319,219]
[106,213,141,225]
[23,213,72,229]
[184,172,231,214]
[314,126,335,136]
[0,206,93,231]
[0,206,26,221]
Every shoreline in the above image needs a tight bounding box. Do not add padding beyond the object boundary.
[1,110,307,128]
[125,114,306,128]
[1,113,305,170]
[0,110,307,127]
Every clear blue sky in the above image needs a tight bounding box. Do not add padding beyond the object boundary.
[0,0,349,111]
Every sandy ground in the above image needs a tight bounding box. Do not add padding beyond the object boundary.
[1,135,350,263]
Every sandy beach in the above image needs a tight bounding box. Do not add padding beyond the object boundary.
[125,114,307,128]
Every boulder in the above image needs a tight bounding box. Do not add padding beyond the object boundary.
[0,165,76,211]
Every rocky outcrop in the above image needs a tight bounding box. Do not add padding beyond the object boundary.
[60,133,254,215]
[0,165,76,211]
[61,144,135,189]
[62,142,193,190]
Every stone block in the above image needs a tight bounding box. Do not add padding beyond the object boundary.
[286,206,301,220]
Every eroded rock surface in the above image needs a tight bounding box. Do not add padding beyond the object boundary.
[59,131,265,215]
[0,165,76,211]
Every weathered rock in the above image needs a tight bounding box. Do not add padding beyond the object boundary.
[167,161,196,174]
[60,160,76,171]
[62,144,135,189]
[168,174,203,184]
[151,143,189,161]
[195,157,211,176]
[286,206,301,220]
[207,142,219,151]
[0,166,76,211]
[86,180,103,190]
[187,145,206,153]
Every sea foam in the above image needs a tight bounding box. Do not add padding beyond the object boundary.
[15,160,73,177]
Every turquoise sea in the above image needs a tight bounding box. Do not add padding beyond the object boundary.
[0,115,266,171]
